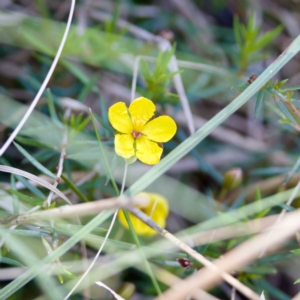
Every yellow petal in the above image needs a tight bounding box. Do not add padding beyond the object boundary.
[108,102,133,133]
[129,97,156,132]
[114,133,135,159]
[139,192,169,219]
[117,192,169,236]
[117,210,156,235]
[141,116,177,143]
[136,136,162,165]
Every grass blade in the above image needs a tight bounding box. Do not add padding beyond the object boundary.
[14,142,56,179]
[125,34,300,197]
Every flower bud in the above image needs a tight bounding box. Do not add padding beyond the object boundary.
[117,282,135,299]
[177,258,193,269]
[125,156,137,165]
[223,168,243,190]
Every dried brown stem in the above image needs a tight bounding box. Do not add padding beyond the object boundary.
[127,207,259,300]
[0,196,147,227]
[156,208,300,300]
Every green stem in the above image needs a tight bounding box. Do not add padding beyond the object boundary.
[61,174,89,203]
[123,209,162,295]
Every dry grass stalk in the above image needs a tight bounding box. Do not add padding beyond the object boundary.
[0,196,148,227]
[127,207,260,300]
[157,207,300,300]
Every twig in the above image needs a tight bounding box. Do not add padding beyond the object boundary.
[0,0,75,156]
[157,207,300,300]
[127,207,260,300]
[182,213,280,247]
[0,165,71,203]
[0,205,40,248]
[226,172,300,203]
[138,264,220,300]
[46,108,71,207]
[0,195,147,227]
[259,180,300,257]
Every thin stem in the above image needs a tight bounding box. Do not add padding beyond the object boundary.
[46,108,71,207]
[0,0,75,157]
[0,196,146,227]
[0,206,40,248]
[63,163,128,299]
[131,56,141,101]
[90,109,119,194]
[123,209,162,295]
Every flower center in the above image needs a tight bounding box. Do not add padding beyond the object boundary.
[132,130,142,138]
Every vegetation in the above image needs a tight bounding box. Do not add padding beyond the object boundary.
[1,1,300,299]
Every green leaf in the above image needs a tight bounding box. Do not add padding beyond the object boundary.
[22,28,53,55]
[291,249,300,255]
[150,259,181,267]
[0,209,113,299]
[243,265,277,275]
[233,16,242,47]
[255,89,265,119]
[257,252,294,264]
[10,175,19,215]
[253,26,283,52]
[232,82,249,92]
[16,175,45,198]
[140,59,152,81]
[7,189,44,206]
[61,60,100,93]
[255,186,261,200]
[284,155,300,185]
[61,174,89,203]
[56,227,134,250]
[295,278,300,284]
[94,114,115,134]
[77,73,100,102]
[46,89,61,124]
[275,100,297,125]
[0,257,25,267]
[125,33,300,197]
[15,136,51,149]
[6,229,49,237]
[276,203,295,211]
[282,85,300,91]
[247,14,256,34]
[256,278,290,300]
[14,142,56,179]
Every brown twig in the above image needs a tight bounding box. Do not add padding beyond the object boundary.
[227,172,300,203]
[140,264,221,300]
[127,207,260,300]
[0,196,148,227]
[156,207,300,300]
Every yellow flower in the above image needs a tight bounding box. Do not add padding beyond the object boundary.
[108,97,177,165]
[118,192,169,235]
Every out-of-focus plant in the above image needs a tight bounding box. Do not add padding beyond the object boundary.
[41,237,75,284]
[140,45,181,104]
[235,76,300,128]
[234,75,300,185]
[233,14,283,75]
